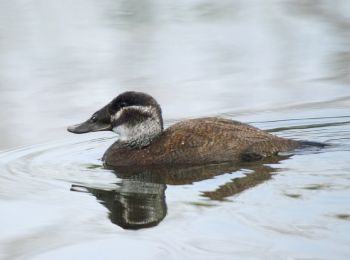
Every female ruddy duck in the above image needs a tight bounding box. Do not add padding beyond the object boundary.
[68,91,303,167]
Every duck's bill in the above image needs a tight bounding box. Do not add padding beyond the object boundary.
[67,120,112,134]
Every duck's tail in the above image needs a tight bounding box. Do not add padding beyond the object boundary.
[298,141,329,148]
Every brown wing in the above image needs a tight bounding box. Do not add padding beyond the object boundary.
[150,117,295,164]
[159,117,278,148]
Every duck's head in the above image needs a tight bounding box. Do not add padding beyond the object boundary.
[67,91,163,147]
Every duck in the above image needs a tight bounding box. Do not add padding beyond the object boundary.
[67,91,305,167]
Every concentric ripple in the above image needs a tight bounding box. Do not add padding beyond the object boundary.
[0,116,348,196]
[0,136,119,199]
[0,116,349,260]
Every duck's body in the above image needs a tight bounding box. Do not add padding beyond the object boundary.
[103,117,299,166]
[68,91,303,167]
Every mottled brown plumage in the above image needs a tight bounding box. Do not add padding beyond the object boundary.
[103,117,300,167]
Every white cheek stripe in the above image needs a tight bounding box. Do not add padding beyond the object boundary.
[111,105,153,121]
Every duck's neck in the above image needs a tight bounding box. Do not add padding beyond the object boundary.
[113,117,163,148]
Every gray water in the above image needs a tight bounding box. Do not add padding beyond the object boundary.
[0,1,350,259]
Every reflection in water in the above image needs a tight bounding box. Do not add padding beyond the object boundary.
[72,156,289,230]
[72,181,166,230]
[202,164,275,201]
[0,0,349,258]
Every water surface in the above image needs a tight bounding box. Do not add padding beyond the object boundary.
[0,1,350,259]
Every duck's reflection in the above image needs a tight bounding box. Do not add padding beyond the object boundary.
[72,180,166,230]
[71,156,289,230]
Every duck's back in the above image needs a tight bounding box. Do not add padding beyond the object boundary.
[103,117,300,167]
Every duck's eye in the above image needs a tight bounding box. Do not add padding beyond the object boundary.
[91,116,97,122]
